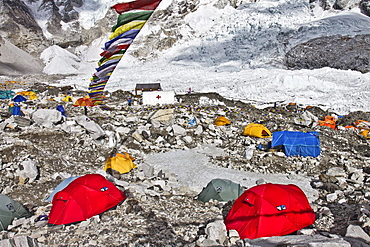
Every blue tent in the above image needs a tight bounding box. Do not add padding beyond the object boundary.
[56,105,67,117]
[13,95,27,102]
[45,176,80,202]
[12,105,21,116]
[271,131,320,157]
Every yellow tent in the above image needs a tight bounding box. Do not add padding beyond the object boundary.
[242,123,272,138]
[104,152,136,174]
[360,130,370,139]
[214,116,231,126]
[62,95,73,102]
[17,91,37,100]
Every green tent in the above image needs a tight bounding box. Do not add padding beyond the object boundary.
[0,194,31,231]
[197,178,244,202]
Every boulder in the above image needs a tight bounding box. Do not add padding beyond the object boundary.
[327,167,347,177]
[148,109,175,126]
[0,236,46,247]
[31,109,63,128]
[294,110,318,127]
[75,116,105,139]
[360,0,370,17]
[16,159,38,184]
[205,220,227,245]
[132,131,144,142]
[172,124,186,136]
[13,116,32,127]
[244,234,351,246]
[345,224,370,243]
[242,146,254,160]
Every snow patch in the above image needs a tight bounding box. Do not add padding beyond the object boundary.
[40,45,81,75]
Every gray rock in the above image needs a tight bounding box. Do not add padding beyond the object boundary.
[183,136,193,144]
[140,163,155,177]
[256,178,266,185]
[172,124,186,136]
[205,220,227,245]
[148,109,175,126]
[0,236,47,247]
[13,116,32,127]
[360,0,370,17]
[327,167,347,177]
[200,239,221,246]
[349,171,365,184]
[244,234,351,246]
[285,34,370,73]
[31,109,62,128]
[334,0,350,9]
[242,146,254,160]
[115,127,131,135]
[16,159,38,184]
[132,131,144,142]
[75,116,105,139]
[345,224,370,243]
[327,192,338,202]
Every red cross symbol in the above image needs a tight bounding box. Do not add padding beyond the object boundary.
[156,95,161,100]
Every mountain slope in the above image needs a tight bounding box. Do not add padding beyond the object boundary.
[1,0,370,114]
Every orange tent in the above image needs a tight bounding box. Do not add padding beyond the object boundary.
[360,130,370,139]
[74,96,94,107]
[318,116,336,130]
[214,116,231,126]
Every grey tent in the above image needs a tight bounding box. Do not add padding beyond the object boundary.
[197,178,244,202]
[0,194,31,231]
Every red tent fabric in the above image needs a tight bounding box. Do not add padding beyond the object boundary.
[112,0,161,14]
[73,97,94,107]
[48,174,126,225]
[224,183,316,240]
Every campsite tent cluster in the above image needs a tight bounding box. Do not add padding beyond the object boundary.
[0,147,137,229]
[192,117,319,238]
[1,174,127,228]
[215,116,321,157]
[215,113,370,155]
[2,105,369,241]
[0,112,319,239]
[196,179,315,239]
[88,0,162,105]
[1,176,315,240]
[0,83,368,241]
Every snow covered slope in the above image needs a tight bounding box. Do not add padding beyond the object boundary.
[39,0,370,115]
[106,0,370,114]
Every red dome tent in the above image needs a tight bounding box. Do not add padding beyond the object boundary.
[224,183,315,240]
[48,174,126,225]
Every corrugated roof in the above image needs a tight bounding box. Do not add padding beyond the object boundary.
[135,83,161,89]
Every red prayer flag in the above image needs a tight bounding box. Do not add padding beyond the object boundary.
[112,0,161,14]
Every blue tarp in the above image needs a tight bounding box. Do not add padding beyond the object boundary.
[271,131,320,157]
[56,105,66,117]
[12,105,21,116]
[45,176,80,202]
[13,95,27,102]
[0,90,15,99]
